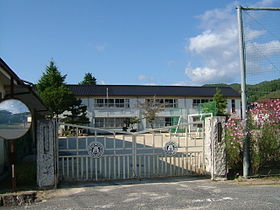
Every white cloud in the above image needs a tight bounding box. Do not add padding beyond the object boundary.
[137,75,155,82]
[245,29,266,41]
[252,0,276,7]
[184,0,277,85]
[0,100,29,114]
[247,40,280,57]
[171,81,188,86]
[186,66,236,85]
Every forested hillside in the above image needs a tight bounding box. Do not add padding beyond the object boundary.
[203,78,280,103]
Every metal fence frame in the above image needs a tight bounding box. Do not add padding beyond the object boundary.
[57,122,206,182]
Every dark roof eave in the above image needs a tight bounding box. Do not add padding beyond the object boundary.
[67,84,241,98]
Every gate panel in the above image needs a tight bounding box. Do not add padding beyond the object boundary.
[58,123,206,182]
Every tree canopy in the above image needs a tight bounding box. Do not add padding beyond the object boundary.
[37,61,89,124]
[37,61,74,117]
[79,73,96,85]
[62,99,90,125]
[213,88,227,116]
[37,61,67,90]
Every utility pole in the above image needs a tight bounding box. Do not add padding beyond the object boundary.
[237,5,249,178]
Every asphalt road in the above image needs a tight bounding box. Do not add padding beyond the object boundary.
[4,177,280,210]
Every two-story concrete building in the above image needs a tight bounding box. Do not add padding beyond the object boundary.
[68,84,241,131]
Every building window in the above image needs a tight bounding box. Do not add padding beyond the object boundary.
[192,99,212,108]
[146,117,179,128]
[231,99,236,113]
[94,117,129,128]
[94,98,130,108]
[95,99,104,107]
[145,98,178,108]
[95,118,105,128]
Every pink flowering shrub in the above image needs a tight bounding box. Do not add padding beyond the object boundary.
[225,99,280,174]
[225,116,244,170]
[250,99,280,128]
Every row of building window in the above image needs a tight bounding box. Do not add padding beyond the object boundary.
[192,99,213,108]
[145,99,178,108]
[94,99,130,108]
[93,98,236,112]
[93,98,179,109]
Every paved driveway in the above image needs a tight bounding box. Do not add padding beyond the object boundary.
[4,177,280,210]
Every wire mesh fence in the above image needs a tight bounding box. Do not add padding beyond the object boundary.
[241,7,280,103]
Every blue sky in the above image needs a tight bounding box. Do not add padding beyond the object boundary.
[1,0,280,86]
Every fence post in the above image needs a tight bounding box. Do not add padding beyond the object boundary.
[204,117,227,180]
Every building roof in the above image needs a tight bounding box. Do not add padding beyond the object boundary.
[68,84,240,98]
[0,58,50,114]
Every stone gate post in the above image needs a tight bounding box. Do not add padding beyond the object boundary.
[204,116,227,180]
[37,120,58,188]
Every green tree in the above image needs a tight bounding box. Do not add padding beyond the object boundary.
[37,61,74,117]
[37,61,89,125]
[37,61,67,90]
[62,99,90,125]
[200,101,217,116]
[213,88,227,116]
[80,73,96,85]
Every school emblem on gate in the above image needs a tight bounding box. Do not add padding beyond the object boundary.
[163,141,178,156]
[88,142,104,158]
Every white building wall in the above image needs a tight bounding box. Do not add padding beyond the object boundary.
[80,96,241,130]
[235,99,241,116]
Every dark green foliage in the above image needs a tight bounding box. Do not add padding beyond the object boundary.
[39,85,75,117]
[37,61,74,117]
[37,61,89,124]
[251,124,280,174]
[63,98,90,125]
[200,101,217,116]
[37,61,67,90]
[213,88,227,116]
[80,73,96,85]
[203,78,280,103]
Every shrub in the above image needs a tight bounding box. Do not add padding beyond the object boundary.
[225,99,280,175]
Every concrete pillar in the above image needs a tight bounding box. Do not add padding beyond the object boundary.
[37,120,58,188]
[204,116,227,180]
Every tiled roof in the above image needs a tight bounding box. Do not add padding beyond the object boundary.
[68,84,240,98]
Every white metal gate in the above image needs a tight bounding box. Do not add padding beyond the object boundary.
[57,122,206,182]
